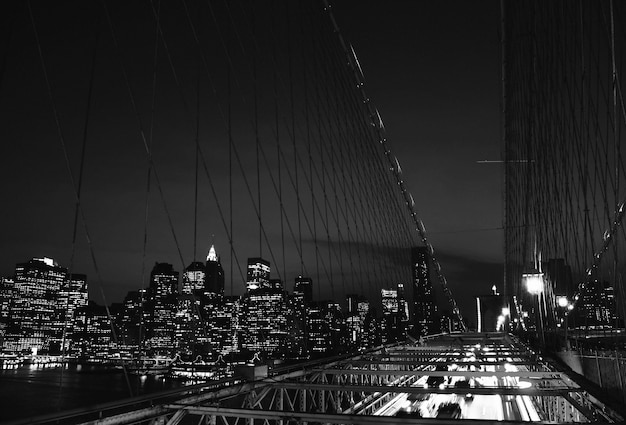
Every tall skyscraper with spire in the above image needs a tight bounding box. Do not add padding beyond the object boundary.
[205,245,224,296]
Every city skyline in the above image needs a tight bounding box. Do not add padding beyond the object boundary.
[0,247,439,317]
[0,252,441,361]
[0,1,503,319]
[2,1,626,422]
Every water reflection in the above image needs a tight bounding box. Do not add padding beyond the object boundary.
[0,364,184,422]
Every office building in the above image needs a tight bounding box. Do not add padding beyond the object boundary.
[246,258,271,291]
[146,263,178,355]
[3,258,70,354]
[412,247,435,336]
[205,245,225,296]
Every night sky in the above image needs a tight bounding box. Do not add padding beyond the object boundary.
[333,0,503,317]
[0,0,502,320]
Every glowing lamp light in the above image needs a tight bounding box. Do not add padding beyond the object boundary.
[557,296,569,308]
[517,380,532,389]
[502,307,510,317]
[523,272,544,294]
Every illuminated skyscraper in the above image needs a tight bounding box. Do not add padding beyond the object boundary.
[306,303,327,354]
[146,263,178,355]
[3,258,69,354]
[291,277,312,357]
[177,261,208,357]
[58,273,88,353]
[397,283,410,337]
[205,245,225,296]
[307,301,346,356]
[0,278,14,344]
[578,280,619,326]
[182,261,206,295]
[324,301,346,352]
[345,294,370,348]
[412,247,435,336]
[72,302,114,360]
[241,288,288,356]
[150,262,179,298]
[205,295,240,355]
[381,287,401,343]
[246,258,270,291]
[175,293,203,357]
[294,276,313,303]
[117,289,146,348]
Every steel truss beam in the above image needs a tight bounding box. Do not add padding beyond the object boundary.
[349,359,541,366]
[265,381,581,396]
[312,369,567,379]
[164,405,571,425]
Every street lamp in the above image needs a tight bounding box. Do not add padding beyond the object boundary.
[523,272,545,347]
[523,272,544,294]
[556,295,572,349]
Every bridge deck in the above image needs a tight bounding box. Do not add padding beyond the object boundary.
[7,333,624,424]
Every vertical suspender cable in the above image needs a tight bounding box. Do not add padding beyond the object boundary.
[194,58,200,262]
[27,0,134,396]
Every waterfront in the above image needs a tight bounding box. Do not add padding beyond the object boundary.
[0,364,185,422]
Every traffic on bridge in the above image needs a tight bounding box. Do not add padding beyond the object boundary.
[10,332,622,425]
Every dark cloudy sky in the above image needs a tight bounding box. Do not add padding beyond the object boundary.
[0,0,502,320]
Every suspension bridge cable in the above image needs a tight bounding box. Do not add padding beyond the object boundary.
[101,0,186,271]
[27,0,134,396]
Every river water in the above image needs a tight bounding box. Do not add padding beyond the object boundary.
[0,364,185,422]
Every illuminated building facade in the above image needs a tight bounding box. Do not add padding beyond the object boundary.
[345,294,370,349]
[306,303,327,354]
[175,294,203,358]
[177,261,210,357]
[58,273,88,352]
[0,278,14,344]
[116,289,146,348]
[294,276,313,303]
[363,311,381,347]
[205,245,225,296]
[291,277,312,357]
[307,301,346,356]
[241,288,288,356]
[3,258,71,354]
[146,262,179,355]
[182,261,206,295]
[324,301,346,352]
[397,283,410,337]
[578,280,619,326]
[205,295,240,355]
[246,258,271,291]
[381,287,402,343]
[412,247,435,336]
[72,302,114,360]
